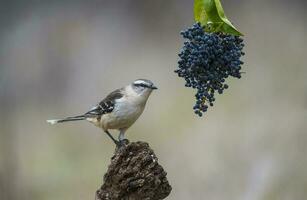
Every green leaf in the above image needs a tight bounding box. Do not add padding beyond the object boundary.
[194,0,243,36]
[194,0,207,25]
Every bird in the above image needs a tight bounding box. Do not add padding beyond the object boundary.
[47,79,157,146]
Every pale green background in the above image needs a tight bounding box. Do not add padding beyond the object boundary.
[0,0,306,199]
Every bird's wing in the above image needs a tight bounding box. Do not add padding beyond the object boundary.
[84,88,124,118]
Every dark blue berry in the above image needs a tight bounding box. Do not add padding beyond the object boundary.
[175,23,245,117]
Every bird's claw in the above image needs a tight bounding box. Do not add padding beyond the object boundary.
[116,139,129,148]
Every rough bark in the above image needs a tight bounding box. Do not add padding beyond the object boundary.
[95,141,172,200]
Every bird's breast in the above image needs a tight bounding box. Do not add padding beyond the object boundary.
[100,99,145,130]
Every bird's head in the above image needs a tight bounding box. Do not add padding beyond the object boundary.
[130,79,158,98]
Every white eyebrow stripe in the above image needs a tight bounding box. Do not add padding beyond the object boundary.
[133,80,148,85]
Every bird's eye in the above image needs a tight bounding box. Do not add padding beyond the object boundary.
[134,83,148,88]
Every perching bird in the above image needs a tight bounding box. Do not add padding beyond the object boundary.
[47,79,157,146]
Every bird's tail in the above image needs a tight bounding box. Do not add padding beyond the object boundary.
[47,115,86,125]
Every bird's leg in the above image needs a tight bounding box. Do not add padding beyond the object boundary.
[118,129,125,142]
[104,130,119,145]
[118,129,128,146]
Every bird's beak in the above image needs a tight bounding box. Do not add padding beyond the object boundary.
[151,85,158,90]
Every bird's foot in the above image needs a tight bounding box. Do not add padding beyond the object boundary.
[116,139,129,148]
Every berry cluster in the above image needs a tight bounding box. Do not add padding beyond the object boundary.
[175,23,244,116]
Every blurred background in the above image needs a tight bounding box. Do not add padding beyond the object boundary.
[0,0,306,199]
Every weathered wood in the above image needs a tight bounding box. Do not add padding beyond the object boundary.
[95,141,172,200]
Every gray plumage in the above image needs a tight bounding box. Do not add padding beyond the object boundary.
[85,89,124,117]
[47,79,157,145]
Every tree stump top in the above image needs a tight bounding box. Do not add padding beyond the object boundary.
[95,141,172,200]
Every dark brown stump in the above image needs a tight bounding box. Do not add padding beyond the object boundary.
[95,141,172,200]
